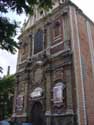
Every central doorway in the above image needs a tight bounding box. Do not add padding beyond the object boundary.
[31,102,45,125]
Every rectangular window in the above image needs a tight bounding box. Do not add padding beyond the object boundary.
[34,29,43,54]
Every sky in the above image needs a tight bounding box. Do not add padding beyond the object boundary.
[0,0,94,77]
[0,12,26,77]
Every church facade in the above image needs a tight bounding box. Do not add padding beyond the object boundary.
[12,1,94,125]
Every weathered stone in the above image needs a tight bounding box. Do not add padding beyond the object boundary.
[13,1,94,125]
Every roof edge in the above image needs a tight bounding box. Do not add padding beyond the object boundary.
[69,1,94,25]
[18,0,94,39]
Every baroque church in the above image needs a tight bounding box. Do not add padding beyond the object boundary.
[12,0,94,125]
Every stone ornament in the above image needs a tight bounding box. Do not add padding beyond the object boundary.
[53,82,65,104]
[34,68,43,83]
[18,82,25,94]
[16,95,24,112]
[30,87,43,98]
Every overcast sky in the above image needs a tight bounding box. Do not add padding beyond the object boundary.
[0,0,94,77]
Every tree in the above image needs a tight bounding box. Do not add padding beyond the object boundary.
[0,67,3,74]
[0,75,16,118]
[0,0,53,54]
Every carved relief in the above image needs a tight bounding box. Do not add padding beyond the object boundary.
[53,68,63,81]
[30,87,43,98]
[16,95,24,112]
[34,68,43,83]
[20,37,29,62]
[18,82,25,94]
[15,82,27,113]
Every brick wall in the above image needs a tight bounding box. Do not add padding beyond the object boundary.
[69,6,85,125]
[77,13,94,125]
[70,5,94,125]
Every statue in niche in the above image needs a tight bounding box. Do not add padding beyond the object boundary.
[53,82,65,106]
[34,67,43,83]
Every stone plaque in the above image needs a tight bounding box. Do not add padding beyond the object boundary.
[53,82,65,104]
[30,87,43,98]
[53,86,63,103]
[53,69,63,81]
[34,68,43,83]
[16,95,24,112]
[19,82,25,94]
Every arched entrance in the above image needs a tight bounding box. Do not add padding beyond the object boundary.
[31,102,45,125]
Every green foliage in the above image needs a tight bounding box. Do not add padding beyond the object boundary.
[0,75,16,118]
[0,17,18,54]
[0,0,53,14]
[0,0,53,119]
[0,0,52,54]
[0,75,15,94]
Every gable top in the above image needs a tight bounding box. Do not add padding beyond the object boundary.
[20,0,94,37]
[21,0,68,32]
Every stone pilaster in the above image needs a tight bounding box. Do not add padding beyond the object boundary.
[45,68,52,125]
[63,9,70,42]
[28,33,32,58]
[65,68,73,113]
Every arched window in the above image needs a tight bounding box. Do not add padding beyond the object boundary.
[53,82,65,104]
[34,29,43,54]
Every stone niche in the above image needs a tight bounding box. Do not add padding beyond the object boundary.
[34,67,43,83]
[16,94,24,112]
[31,60,44,84]
[53,68,63,81]
[51,80,66,114]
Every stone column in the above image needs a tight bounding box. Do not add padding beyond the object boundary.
[12,82,18,116]
[65,68,73,113]
[13,75,20,114]
[23,82,28,113]
[63,12,70,42]
[63,10,71,50]
[23,70,31,120]
[45,69,52,125]
[32,33,34,55]
[28,33,32,58]
[45,20,52,56]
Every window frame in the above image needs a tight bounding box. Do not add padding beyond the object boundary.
[33,29,44,54]
[53,82,65,104]
[52,18,63,44]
